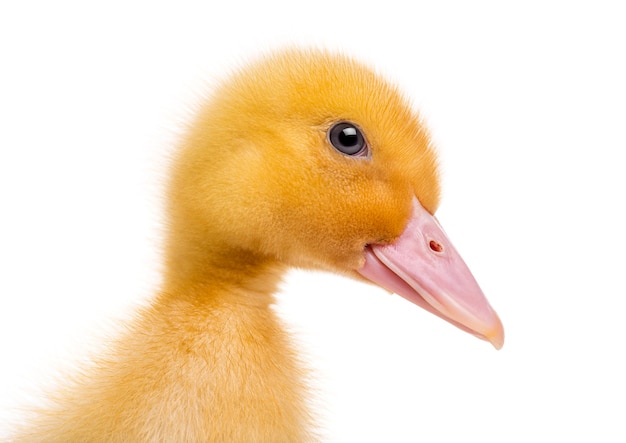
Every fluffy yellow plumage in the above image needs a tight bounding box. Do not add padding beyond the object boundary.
[11,49,501,441]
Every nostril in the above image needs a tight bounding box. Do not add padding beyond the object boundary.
[429,240,444,253]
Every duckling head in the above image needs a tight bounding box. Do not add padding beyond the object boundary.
[167,49,503,348]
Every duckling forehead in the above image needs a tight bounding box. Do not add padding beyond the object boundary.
[226,50,389,115]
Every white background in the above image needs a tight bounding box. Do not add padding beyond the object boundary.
[1,1,625,441]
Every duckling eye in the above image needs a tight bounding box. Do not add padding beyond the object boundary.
[328,122,368,157]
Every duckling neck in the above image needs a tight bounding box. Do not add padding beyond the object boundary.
[164,245,286,304]
[137,254,314,440]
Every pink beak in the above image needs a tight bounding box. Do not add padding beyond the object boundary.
[358,197,504,349]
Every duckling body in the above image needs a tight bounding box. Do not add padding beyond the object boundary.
[22,280,309,441]
[12,49,502,441]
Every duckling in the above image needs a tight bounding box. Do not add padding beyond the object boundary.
[11,49,503,442]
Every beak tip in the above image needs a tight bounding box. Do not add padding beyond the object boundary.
[486,319,505,350]
[490,337,504,350]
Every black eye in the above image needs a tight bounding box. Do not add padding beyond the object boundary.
[328,122,368,157]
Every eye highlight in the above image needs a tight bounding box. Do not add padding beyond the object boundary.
[328,122,369,157]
